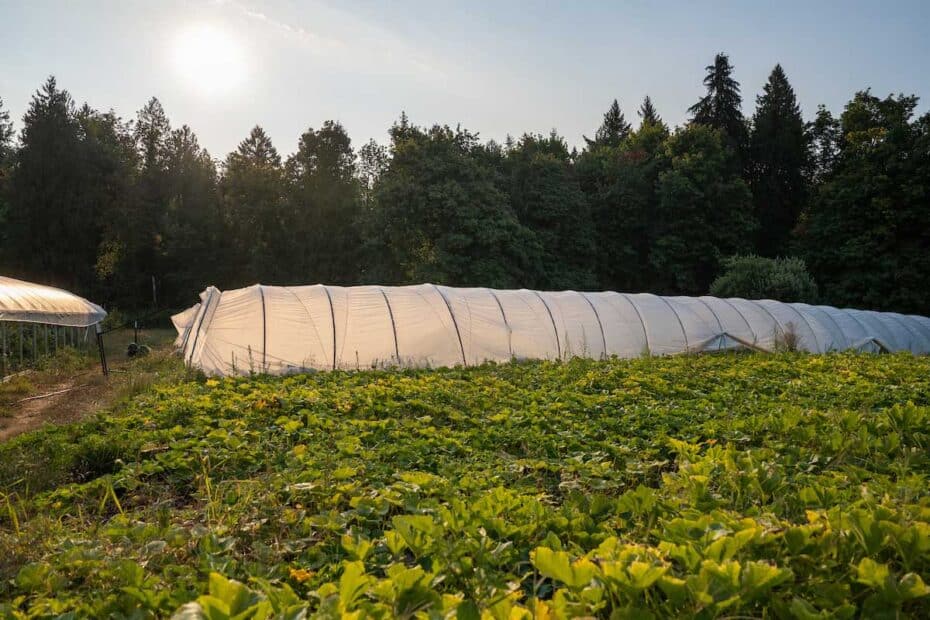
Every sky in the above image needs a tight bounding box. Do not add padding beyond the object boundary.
[1,0,928,158]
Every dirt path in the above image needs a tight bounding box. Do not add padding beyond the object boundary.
[0,328,178,442]
[0,375,105,441]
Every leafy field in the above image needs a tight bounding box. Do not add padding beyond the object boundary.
[1,353,929,618]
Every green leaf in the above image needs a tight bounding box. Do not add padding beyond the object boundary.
[855,558,891,590]
[456,600,481,620]
[897,573,930,600]
[207,573,261,616]
[339,561,370,611]
[531,547,596,589]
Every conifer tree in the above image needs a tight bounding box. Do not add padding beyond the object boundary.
[638,95,665,130]
[221,126,284,284]
[4,78,86,287]
[285,121,362,284]
[584,99,631,148]
[689,53,748,159]
[0,97,13,241]
[0,97,13,160]
[160,125,221,301]
[122,97,173,303]
[749,64,809,256]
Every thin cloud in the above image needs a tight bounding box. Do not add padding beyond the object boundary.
[226,1,447,81]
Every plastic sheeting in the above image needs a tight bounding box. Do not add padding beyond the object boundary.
[175,283,930,376]
[0,276,107,328]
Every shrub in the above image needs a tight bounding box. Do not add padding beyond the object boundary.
[710,254,818,302]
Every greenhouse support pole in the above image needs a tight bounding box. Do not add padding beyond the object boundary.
[96,323,109,376]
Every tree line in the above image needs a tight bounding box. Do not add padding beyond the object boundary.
[1,53,928,315]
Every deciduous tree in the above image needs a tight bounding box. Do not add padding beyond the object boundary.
[801,91,930,313]
[651,124,755,294]
[503,132,597,289]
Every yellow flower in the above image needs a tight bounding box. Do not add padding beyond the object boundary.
[289,567,314,583]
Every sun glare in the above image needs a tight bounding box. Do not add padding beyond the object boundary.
[171,23,249,97]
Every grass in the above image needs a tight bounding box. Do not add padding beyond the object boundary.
[0,328,187,440]
[0,352,929,617]
[0,376,35,418]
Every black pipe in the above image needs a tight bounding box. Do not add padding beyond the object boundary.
[95,323,109,376]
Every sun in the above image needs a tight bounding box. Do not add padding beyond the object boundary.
[171,23,249,97]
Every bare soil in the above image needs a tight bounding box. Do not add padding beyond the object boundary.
[0,328,177,441]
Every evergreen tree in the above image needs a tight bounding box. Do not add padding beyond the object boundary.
[135,98,171,172]
[584,99,631,148]
[637,95,665,130]
[0,96,13,160]
[113,97,173,305]
[284,121,362,284]
[220,126,285,285]
[159,125,221,303]
[651,124,755,294]
[4,78,97,291]
[503,132,597,289]
[689,53,748,160]
[749,64,809,256]
[78,106,139,306]
[0,97,14,246]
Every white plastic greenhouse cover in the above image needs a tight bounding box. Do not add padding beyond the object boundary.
[0,276,107,328]
[174,284,930,376]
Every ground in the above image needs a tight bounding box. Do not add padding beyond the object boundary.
[1,352,928,617]
[0,328,177,441]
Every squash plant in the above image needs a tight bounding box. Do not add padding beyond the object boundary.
[0,352,928,618]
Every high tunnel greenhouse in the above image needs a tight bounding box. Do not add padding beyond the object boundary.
[0,276,108,375]
[173,284,930,376]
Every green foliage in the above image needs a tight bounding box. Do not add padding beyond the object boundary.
[367,119,536,287]
[576,121,668,292]
[503,132,597,290]
[689,52,748,162]
[800,91,930,314]
[710,254,818,302]
[2,69,929,316]
[220,126,286,284]
[159,125,223,302]
[584,99,632,148]
[3,78,115,296]
[652,124,755,294]
[2,353,930,617]
[749,64,810,257]
[284,121,362,285]
[637,95,666,132]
